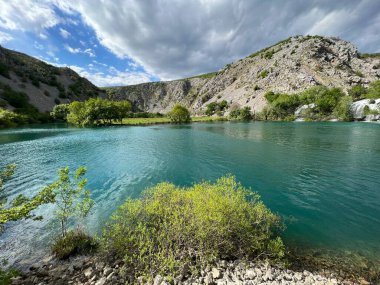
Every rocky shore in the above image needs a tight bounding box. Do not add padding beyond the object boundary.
[10,255,369,285]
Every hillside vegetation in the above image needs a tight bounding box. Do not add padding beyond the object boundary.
[0,45,104,124]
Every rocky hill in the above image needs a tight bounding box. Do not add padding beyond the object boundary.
[0,45,104,113]
[105,35,380,114]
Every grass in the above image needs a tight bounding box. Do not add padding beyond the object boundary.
[118,116,227,125]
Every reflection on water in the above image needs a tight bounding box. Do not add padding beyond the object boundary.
[0,122,379,266]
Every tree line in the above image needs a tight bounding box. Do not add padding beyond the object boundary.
[51,98,132,127]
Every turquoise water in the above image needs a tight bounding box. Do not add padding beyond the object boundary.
[0,122,380,266]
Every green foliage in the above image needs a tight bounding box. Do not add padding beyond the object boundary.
[348,85,367,100]
[0,268,19,285]
[0,84,29,108]
[168,104,191,123]
[358,53,380,59]
[229,106,252,121]
[0,164,55,227]
[366,80,380,99]
[0,62,10,79]
[102,176,284,281]
[66,98,132,126]
[264,49,275,59]
[49,166,93,237]
[205,100,228,116]
[50,104,69,121]
[52,229,97,259]
[333,96,354,121]
[259,70,269,78]
[248,37,291,58]
[186,72,217,80]
[0,108,26,128]
[263,86,347,121]
[348,80,380,100]
[264,91,279,103]
[0,83,50,124]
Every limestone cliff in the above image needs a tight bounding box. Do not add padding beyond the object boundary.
[105,36,380,114]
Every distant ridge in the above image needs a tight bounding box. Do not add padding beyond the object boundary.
[104,35,380,114]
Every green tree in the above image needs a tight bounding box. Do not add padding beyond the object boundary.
[50,166,94,237]
[0,164,55,227]
[205,102,218,116]
[0,108,26,128]
[66,99,131,126]
[168,104,191,123]
[50,104,69,121]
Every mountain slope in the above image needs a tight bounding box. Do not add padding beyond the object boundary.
[105,36,380,114]
[0,45,104,113]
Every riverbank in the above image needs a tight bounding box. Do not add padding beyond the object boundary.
[115,116,227,125]
[9,254,356,285]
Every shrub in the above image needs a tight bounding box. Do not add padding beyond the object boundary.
[0,268,19,285]
[0,108,26,128]
[52,229,97,259]
[230,106,252,120]
[366,80,380,99]
[102,176,284,281]
[265,91,280,103]
[348,85,367,100]
[205,100,228,116]
[50,104,69,121]
[259,70,269,78]
[333,96,353,121]
[168,104,191,123]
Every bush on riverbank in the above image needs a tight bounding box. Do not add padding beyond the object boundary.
[168,104,191,123]
[102,175,285,282]
[52,229,98,259]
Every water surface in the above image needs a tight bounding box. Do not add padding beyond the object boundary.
[0,122,379,266]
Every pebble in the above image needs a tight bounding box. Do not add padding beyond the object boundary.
[10,256,365,285]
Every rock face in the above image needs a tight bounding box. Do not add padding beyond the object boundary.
[0,45,105,112]
[105,36,380,114]
[350,98,380,120]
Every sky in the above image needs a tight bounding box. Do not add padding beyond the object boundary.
[0,0,379,87]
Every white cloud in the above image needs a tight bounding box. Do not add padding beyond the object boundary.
[0,31,13,44]
[84,48,95,57]
[59,28,71,39]
[64,44,81,54]
[39,33,48,40]
[64,44,96,57]
[1,0,380,81]
[69,65,153,86]
[52,0,380,80]
[0,0,59,32]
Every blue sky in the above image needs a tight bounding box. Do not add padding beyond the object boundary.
[0,1,379,87]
